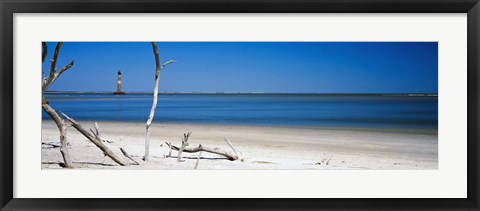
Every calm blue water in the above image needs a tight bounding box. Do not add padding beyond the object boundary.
[42,93,438,129]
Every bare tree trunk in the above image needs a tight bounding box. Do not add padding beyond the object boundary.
[61,112,129,166]
[42,98,72,168]
[144,42,161,162]
[144,42,176,161]
[41,42,75,168]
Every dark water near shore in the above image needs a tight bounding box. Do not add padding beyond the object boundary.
[42,93,438,130]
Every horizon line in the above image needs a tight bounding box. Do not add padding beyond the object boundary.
[45,91,438,95]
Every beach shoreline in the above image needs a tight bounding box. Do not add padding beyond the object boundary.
[41,120,438,170]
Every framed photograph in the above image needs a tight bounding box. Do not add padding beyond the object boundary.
[1,0,479,210]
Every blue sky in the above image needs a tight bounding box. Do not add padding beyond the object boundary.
[42,42,438,93]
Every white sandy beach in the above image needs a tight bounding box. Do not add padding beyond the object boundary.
[41,120,438,170]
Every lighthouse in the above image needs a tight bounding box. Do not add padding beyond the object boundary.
[114,70,125,95]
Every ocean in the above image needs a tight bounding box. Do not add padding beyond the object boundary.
[42,93,438,130]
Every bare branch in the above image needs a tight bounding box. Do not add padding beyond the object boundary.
[42,42,74,92]
[167,142,172,157]
[49,42,63,79]
[61,112,129,166]
[177,132,191,162]
[91,122,112,143]
[224,137,240,158]
[94,122,100,137]
[42,42,64,91]
[194,151,202,169]
[121,147,139,165]
[46,60,74,89]
[42,42,48,63]
[56,60,74,78]
[42,42,48,82]
[90,128,98,138]
[162,60,176,68]
[151,42,161,80]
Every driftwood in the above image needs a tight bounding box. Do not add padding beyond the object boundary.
[224,137,240,158]
[177,132,191,162]
[120,147,139,165]
[42,142,62,149]
[42,102,72,167]
[61,112,129,166]
[166,142,239,161]
[194,151,202,169]
[41,42,75,168]
[144,42,176,161]
[90,122,112,143]
[316,153,333,166]
[167,142,172,157]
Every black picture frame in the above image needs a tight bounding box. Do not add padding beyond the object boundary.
[1,0,479,210]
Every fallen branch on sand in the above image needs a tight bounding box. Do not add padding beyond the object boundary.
[120,147,139,165]
[61,112,129,166]
[166,141,239,161]
[42,142,62,149]
[224,137,242,160]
